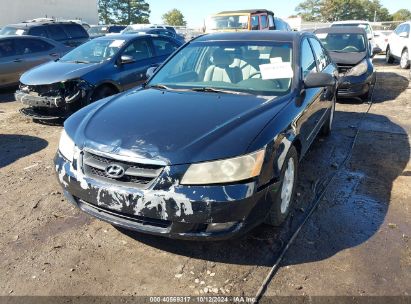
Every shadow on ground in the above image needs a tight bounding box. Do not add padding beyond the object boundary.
[0,134,48,169]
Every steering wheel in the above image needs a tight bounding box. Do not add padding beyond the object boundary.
[248,71,283,89]
[342,45,359,52]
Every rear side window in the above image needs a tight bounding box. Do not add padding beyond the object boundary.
[403,24,410,36]
[0,39,16,57]
[152,37,179,57]
[260,15,268,29]
[122,39,153,61]
[301,39,317,78]
[64,24,88,38]
[309,38,330,71]
[17,38,54,55]
[28,26,49,38]
[251,15,259,30]
[47,25,68,41]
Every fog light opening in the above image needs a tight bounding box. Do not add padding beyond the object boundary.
[206,222,238,233]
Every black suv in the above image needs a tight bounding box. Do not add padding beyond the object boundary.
[0,21,89,47]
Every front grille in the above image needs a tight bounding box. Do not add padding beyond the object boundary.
[20,83,62,97]
[82,151,164,189]
[338,64,355,75]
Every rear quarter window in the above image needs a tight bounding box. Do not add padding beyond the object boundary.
[28,26,49,38]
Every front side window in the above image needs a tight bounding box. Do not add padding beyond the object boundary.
[64,24,88,39]
[147,41,293,96]
[122,39,152,61]
[317,33,367,53]
[17,38,54,55]
[301,39,317,78]
[206,15,250,31]
[403,24,410,36]
[60,38,126,63]
[309,38,329,71]
[268,15,275,29]
[251,15,259,30]
[260,15,268,29]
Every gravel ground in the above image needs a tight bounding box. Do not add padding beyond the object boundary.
[0,57,409,300]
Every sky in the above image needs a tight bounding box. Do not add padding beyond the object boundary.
[147,0,409,27]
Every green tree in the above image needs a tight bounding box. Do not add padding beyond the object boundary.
[98,0,116,24]
[162,9,187,26]
[392,9,411,21]
[115,0,150,24]
[295,0,322,22]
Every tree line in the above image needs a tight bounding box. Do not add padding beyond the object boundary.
[98,0,186,26]
[295,0,411,22]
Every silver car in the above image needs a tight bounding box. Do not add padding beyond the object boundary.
[0,35,70,89]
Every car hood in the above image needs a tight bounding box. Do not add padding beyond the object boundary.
[20,61,101,85]
[328,51,367,65]
[67,88,290,165]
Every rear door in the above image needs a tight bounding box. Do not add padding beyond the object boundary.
[116,38,157,90]
[16,38,59,70]
[391,24,404,57]
[0,39,20,87]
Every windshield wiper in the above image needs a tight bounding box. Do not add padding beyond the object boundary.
[190,87,249,95]
[147,84,173,90]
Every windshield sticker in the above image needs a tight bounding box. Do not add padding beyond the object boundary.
[109,40,125,48]
[260,63,294,80]
[270,57,283,63]
[16,29,25,35]
[316,33,328,39]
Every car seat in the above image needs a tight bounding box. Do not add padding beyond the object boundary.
[204,48,242,83]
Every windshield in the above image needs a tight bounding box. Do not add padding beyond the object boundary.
[0,27,27,36]
[317,33,367,53]
[332,23,372,35]
[60,38,126,63]
[206,15,249,30]
[88,26,108,35]
[147,41,293,96]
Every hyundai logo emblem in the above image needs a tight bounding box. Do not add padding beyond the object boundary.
[105,164,125,179]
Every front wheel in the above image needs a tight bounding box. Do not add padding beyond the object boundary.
[90,85,117,103]
[400,49,410,69]
[265,146,299,226]
[386,47,394,64]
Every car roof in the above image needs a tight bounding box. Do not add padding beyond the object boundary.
[94,33,157,40]
[315,26,367,35]
[194,31,305,43]
[5,21,82,28]
[332,20,370,24]
[216,9,274,15]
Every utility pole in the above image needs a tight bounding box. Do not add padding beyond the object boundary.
[374,10,377,22]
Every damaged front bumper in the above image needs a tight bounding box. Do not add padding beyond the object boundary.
[16,81,92,118]
[337,72,375,98]
[54,151,279,240]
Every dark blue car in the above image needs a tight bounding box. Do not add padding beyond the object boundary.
[16,34,182,119]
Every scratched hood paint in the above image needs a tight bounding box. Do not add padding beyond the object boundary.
[66,88,290,165]
[20,61,101,85]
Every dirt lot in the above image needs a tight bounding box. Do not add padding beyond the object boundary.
[0,58,410,300]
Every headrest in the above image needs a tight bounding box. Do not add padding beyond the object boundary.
[212,48,234,66]
[243,49,260,60]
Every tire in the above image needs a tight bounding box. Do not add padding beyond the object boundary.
[265,146,299,226]
[90,85,117,103]
[400,49,410,69]
[320,98,335,136]
[386,47,394,64]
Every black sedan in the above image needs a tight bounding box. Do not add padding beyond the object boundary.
[54,31,337,240]
[315,26,379,101]
[16,34,182,119]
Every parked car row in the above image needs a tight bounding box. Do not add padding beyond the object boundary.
[386,21,410,69]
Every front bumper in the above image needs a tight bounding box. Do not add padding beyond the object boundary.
[337,71,376,98]
[16,91,64,108]
[54,152,279,240]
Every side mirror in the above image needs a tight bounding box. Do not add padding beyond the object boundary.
[146,66,158,79]
[304,72,336,89]
[367,34,373,41]
[120,55,135,65]
[399,32,408,38]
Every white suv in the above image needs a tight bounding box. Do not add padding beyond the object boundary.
[386,22,411,69]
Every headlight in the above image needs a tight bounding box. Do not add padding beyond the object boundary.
[181,149,266,185]
[345,60,368,76]
[58,129,75,162]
